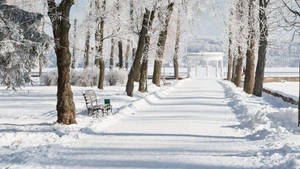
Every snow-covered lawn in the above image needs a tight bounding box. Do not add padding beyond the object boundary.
[264,67,299,77]
[264,82,299,101]
[0,78,299,169]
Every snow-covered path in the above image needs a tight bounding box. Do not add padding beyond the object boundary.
[44,79,262,169]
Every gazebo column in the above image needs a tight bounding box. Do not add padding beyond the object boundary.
[206,61,209,78]
[216,60,219,78]
[187,65,191,78]
[221,59,224,78]
[195,64,198,78]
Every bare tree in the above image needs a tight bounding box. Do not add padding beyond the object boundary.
[173,8,181,80]
[126,9,151,96]
[125,39,130,70]
[71,18,77,69]
[244,0,257,94]
[118,40,123,68]
[109,38,115,70]
[139,9,156,93]
[84,1,93,69]
[95,0,106,90]
[47,0,76,125]
[39,0,48,77]
[233,1,246,87]
[253,0,270,96]
[152,2,174,86]
[227,6,234,81]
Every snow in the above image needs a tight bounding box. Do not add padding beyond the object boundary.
[0,78,300,168]
[264,67,299,77]
[264,82,299,101]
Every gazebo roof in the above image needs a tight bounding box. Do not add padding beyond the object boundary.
[186,52,224,61]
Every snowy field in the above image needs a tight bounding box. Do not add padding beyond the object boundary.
[264,82,299,101]
[264,67,299,77]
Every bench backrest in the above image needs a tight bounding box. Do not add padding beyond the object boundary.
[83,90,98,108]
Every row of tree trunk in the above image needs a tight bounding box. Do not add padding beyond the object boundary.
[227,0,269,97]
[48,1,180,125]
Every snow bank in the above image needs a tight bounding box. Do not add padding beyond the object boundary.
[220,80,300,168]
[220,80,299,138]
[264,82,299,101]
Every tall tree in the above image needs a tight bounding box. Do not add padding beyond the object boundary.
[116,0,123,69]
[109,38,115,70]
[173,8,181,80]
[244,0,257,94]
[233,1,246,87]
[95,0,106,90]
[125,39,130,70]
[84,1,93,69]
[152,2,174,86]
[39,0,48,77]
[253,0,269,96]
[227,5,234,81]
[47,0,76,125]
[71,18,77,69]
[118,41,123,68]
[126,9,151,96]
[139,9,156,93]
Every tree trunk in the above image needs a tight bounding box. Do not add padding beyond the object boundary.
[39,57,43,77]
[233,1,246,87]
[152,3,174,86]
[47,0,76,125]
[173,9,181,80]
[139,9,155,93]
[110,38,115,70]
[39,13,46,77]
[153,60,162,86]
[71,18,77,69]
[244,0,256,94]
[98,59,105,89]
[95,0,106,89]
[227,8,234,81]
[298,58,300,126]
[83,30,90,69]
[253,0,268,97]
[227,37,233,81]
[126,9,150,97]
[244,46,256,93]
[130,0,134,31]
[125,40,130,70]
[118,40,123,69]
[132,48,136,61]
[234,55,243,87]
[231,57,236,82]
[84,1,93,69]
[139,56,148,93]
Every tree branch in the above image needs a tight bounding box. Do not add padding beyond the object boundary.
[281,0,300,17]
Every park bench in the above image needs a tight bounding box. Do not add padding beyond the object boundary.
[83,90,112,117]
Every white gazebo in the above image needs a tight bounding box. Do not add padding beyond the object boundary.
[186,52,224,78]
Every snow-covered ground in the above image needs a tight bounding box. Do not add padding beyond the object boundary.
[0,77,299,169]
[264,82,299,101]
[264,67,299,77]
